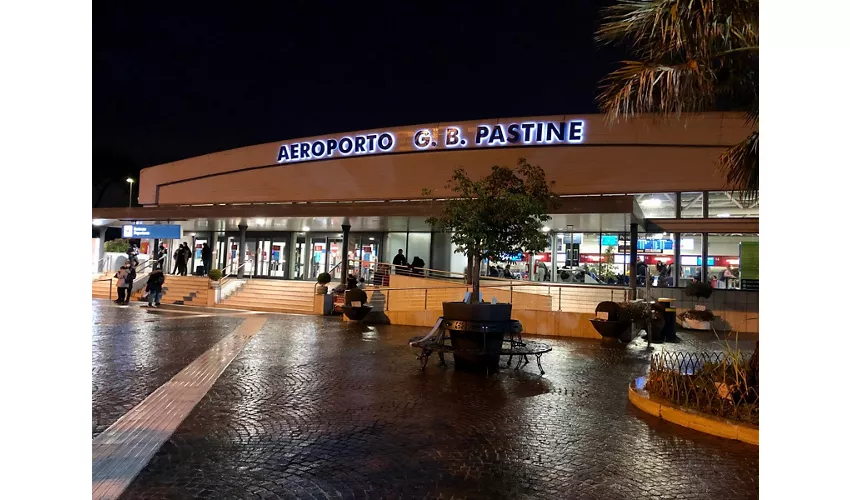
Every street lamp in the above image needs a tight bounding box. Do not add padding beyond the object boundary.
[126,178,134,208]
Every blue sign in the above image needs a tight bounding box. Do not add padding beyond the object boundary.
[696,257,716,266]
[601,235,618,246]
[122,224,181,239]
[637,239,674,251]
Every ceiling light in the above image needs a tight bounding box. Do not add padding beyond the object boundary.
[716,213,731,218]
[541,226,551,232]
[369,237,375,241]
[641,198,662,208]
[303,226,310,231]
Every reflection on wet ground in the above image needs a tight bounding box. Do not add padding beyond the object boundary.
[90,302,757,500]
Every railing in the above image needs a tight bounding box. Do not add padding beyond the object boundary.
[220,259,253,288]
[94,278,114,301]
[361,282,629,314]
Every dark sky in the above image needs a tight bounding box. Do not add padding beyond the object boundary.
[93,1,622,205]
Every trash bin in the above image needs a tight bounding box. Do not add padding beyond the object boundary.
[657,298,677,342]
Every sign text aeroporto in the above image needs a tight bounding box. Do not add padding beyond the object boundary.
[276,119,585,164]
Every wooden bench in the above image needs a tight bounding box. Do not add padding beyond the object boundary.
[408,317,552,374]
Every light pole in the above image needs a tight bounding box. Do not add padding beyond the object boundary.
[126,178,134,208]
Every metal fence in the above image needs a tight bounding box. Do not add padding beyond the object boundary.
[645,351,759,425]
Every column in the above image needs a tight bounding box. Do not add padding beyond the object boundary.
[673,232,681,288]
[340,218,351,284]
[98,227,107,272]
[701,232,709,284]
[629,223,638,299]
[210,231,219,270]
[238,224,247,278]
[549,232,557,282]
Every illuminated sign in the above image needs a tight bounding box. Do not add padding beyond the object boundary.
[276,119,586,164]
[122,224,181,239]
[277,132,396,163]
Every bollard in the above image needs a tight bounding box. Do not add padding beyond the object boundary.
[657,297,677,342]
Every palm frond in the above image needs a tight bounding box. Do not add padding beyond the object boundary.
[718,131,758,202]
[598,0,759,60]
[597,60,716,121]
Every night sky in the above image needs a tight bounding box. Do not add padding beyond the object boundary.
[93,1,622,207]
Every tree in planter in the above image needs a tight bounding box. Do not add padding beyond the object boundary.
[424,158,557,303]
[681,280,715,324]
[600,245,617,283]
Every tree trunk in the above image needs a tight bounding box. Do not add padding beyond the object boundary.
[471,255,481,303]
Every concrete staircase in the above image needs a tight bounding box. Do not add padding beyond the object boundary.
[218,279,315,314]
[91,275,116,300]
[132,275,209,305]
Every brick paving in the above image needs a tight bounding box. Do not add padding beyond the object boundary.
[92,301,242,436]
[99,306,759,500]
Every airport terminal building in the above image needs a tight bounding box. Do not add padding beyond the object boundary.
[92,113,758,332]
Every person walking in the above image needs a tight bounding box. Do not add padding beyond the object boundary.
[114,263,130,304]
[145,269,165,307]
[155,243,167,271]
[201,243,212,276]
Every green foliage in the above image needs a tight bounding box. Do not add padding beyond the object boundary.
[597,0,758,200]
[619,301,650,324]
[685,280,713,299]
[208,269,223,281]
[104,238,130,253]
[316,272,332,285]
[600,245,617,282]
[345,288,368,305]
[424,157,557,301]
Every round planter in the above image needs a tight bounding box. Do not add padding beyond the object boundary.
[342,305,373,322]
[681,317,712,330]
[589,319,631,339]
[442,302,511,373]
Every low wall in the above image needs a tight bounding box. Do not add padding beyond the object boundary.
[649,287,758,334]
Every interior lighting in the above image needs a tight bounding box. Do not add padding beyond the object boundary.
[126,178,134,183]
[716,213,731,218]
[641,198,662,208]
[303,226,311,231]
[541,226,551,232]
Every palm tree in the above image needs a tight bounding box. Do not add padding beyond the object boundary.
[596,0,758,200]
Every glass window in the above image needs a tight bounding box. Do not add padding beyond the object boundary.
[680,192,704,218]
[634,193,676,218]
[678,233,703,286]
[385,232,407,270]
[707,233,758,289]
[635,232,676,288]
[407,232,431,269]
[708,191,759,218]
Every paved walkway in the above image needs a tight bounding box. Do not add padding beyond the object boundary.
[91,301,758,499]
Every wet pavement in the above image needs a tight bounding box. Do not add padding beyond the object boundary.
[92,301,242,436]
[88,300,758,500]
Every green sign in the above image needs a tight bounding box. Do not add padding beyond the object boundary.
[739,242,759,280]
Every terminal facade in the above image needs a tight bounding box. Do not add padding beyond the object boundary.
[92,113,758,292]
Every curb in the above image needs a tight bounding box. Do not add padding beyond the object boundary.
[628,378,758,446]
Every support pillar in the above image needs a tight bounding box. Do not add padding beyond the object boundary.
[98,227,107,272]
[673,232,681,288]
[210,231,219,270]
[238,224,247,278]
[629,223,638,299]
[340,218,351,284]
[549,232,557,282]
[701,232,709,284]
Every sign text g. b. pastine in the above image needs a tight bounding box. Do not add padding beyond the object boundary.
[276,119,585,164]
[413,120,585,150]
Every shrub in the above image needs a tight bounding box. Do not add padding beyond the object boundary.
[316,272,332,285]
[345,287,368,306]
[104,238,130,253]
[208,269,223,281]
[618,301,650,324]
[685,281,713,299]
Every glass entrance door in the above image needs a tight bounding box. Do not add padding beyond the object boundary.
[328,238,343,280]
[294,236,306,280]
[270,240,287,278]
[309,238,327,279]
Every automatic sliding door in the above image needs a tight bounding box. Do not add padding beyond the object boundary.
[310,238,327,279]
[270,240,287,278]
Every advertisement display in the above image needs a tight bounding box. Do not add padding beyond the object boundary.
[739,242,759,290]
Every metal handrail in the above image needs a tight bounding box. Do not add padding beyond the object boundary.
[220,259,254,286]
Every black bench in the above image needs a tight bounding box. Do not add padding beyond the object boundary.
[408,317,552,374]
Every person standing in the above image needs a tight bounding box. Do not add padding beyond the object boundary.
[177,243,189,276]
[392,249,407,275]
[172,245,181,275]
[201,243,212,276]
[123,262,137,305]
[145,269,165,307]
[114,263,129,304]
